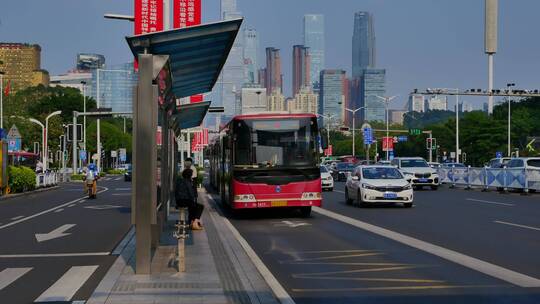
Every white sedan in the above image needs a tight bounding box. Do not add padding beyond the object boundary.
[320,165,334,191]
[345,165,413,208]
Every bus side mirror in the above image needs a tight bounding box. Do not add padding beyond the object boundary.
[320,131,328,149]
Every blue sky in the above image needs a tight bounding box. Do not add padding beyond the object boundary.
[1,0,539,109]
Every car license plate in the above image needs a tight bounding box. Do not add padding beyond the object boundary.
[383,192,397,199]
[271,201,288,207]
[418,178,428,183]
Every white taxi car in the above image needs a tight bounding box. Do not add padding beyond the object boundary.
[320,165,334,191]
[345,165,413,208]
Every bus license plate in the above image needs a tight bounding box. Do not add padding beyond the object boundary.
[384,193,397,199]
[271,201,288,207]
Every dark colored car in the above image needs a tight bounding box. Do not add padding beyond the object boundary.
[333,162,356,181]
[124,164,132,182]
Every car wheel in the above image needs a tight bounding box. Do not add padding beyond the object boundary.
[345,188,353,205]
[430,185,438,190]
[404,202,413,208]
[357,190,367,207]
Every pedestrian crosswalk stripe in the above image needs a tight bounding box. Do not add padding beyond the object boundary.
[0,267,32,290]
[34,265,99,302]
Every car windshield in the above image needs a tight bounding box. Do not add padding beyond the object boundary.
[233,117,319,168]
[400,159,429,168]
[320,166,328,173]
[527,159,540,168]
[336,163,355,170]
[362,167,403,179]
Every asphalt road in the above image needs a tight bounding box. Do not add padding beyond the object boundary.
[0,176,132,304]
[223,182,540,304]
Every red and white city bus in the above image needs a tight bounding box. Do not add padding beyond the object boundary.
[208,113,324,217]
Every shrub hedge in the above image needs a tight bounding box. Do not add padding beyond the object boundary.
[8,166,36,193]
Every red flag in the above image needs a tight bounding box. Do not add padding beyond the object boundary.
[4,80,10,97]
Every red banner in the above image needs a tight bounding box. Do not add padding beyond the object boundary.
[190,94,203,103]
[174,0,201,29]
[382,137,394,152]
[135,0,164,35]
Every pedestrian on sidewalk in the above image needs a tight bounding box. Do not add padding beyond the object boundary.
[175,168,204,230]
[184,157,198,192]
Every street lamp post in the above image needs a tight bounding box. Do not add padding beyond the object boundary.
[316,113,336,150]
[43,111,62,171]
[80,81,87,153]
[344,107,365,157]
[0,71,4,130]
[375,95,398,161]
[506,83,515,157]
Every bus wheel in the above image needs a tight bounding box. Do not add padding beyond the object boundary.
[299,207,312,218]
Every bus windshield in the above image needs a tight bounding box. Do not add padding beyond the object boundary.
[234,117,318,168]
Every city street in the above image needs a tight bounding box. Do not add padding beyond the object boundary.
[0,178,131,303]
[219,182,540,304]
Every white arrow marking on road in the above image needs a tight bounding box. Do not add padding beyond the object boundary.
[84,205,122,210]
[35,224,76,243]
[273,220,311,228]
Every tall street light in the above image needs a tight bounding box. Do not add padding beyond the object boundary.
[80,81,87,154]
[506,83,516,156]
[96,69,131,172]
[11,115,45,165]
[316,113,336,149]
[43,111,62,171]
[344,107,365,157]
[375,95,398,161]
[0,71,4,130]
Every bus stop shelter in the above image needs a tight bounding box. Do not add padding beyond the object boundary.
[125,18,242,274]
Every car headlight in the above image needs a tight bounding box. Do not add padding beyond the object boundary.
[234,194,256,202]
[361,183,377,190]
[339,171,344,174]
[302,192,322,200]
[403,184,412,190]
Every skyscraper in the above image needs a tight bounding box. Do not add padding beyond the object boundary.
[360,68,386,122]
[90,62,137,113]
[243,28,259,84]
[303,14,325,88]
[0,43,49,94]
[215,0,244,118]
[265,47,282,95]
[352,12,376,78]
[319,70,347,126]
[408,94,425,112]
[292,45,311,96]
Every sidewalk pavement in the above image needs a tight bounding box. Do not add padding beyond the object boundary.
[88,188,279,304]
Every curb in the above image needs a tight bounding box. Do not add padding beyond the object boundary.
[86,226,136,304]
[0,186,60,201]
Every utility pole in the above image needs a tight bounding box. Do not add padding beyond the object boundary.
[485,0,498,115]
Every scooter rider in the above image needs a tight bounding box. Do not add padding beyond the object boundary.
[85,163,99,198]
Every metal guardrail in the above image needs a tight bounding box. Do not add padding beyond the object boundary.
[35,172,58,188]
[437,167,540,193]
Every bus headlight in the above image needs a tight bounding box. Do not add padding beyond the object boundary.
[234,194,256,202]
[301,192,322,200]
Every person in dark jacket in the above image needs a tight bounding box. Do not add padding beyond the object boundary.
[175,168,204,230]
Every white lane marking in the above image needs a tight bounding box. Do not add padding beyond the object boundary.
[67,204,77,208]
[207,196,295,304]
[10,216,24,221]
[115,177,122,181]
[0,267,32,290]
[114,188,131,191]
[466,198,514,207]
[35,265,99,302]
[334,190,345,194]
[54,209,64,213]
[273,220,311,228]
[112,193,130,196]
[313,207,540,288]
[494,221,540,232]
[0,187,108,231]
[0,252,109,258]
[84,205,122,210]
[35,224,76,243]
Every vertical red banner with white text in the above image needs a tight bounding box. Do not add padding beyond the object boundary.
[134,0,164,69]
[174,0,203,103]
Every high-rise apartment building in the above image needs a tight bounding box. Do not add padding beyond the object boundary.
[241,86,267,114]
[0,43,49,94]
[426,95,448,111]
[408,94,425,112]
[258,68,266,87]
[76,53,105,71]
[90,63,138,113]
[303,14,325,88]
[289,88,318,114]
[243,28,259,84]
[389,110,406,125]
[267,92,286,112]
[360,68,386,122]
[265,47,282,95]
[319,70,347,126]
[352,12,376,78]
[292,45,311,96]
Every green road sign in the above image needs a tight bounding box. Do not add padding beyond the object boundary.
[409,128,422,136]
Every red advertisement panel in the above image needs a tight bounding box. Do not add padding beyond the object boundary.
[174,0,202,29]
[190,94,203,103]
[382,137,394,152]
[135,0,164,35]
